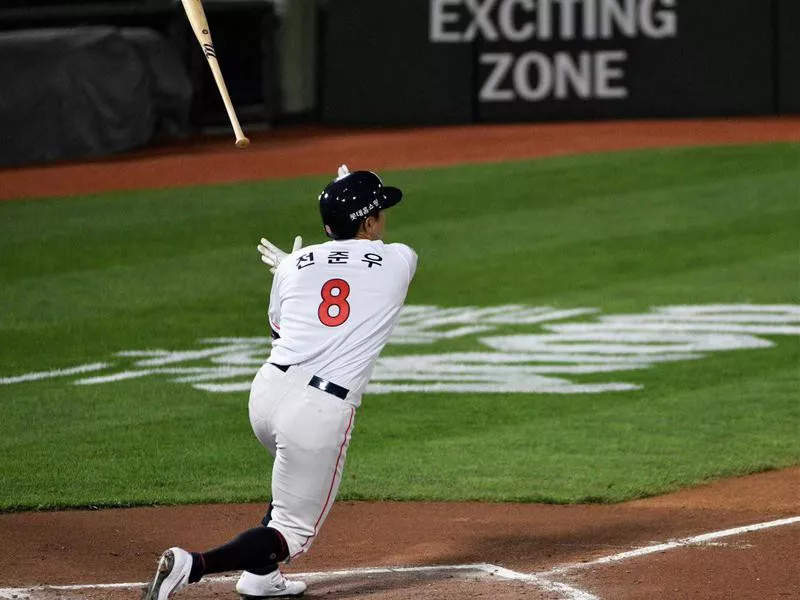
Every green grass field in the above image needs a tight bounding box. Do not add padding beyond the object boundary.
[1,143,798,510]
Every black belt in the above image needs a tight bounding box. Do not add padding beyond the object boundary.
[270,363,350,400]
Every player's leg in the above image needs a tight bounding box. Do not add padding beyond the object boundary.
[249,363,288,457]
[143,526,293,599]
[235,367,295,578]
[265,377,356,561]
[185,366,304,593]
[189,525,289,577]
[143,365,298,599]
[228,366,307,596]
[231,367,353,596]
[232,502,299,596]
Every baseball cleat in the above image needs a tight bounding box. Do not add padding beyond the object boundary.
[142,547,192,600]
[237,569,307,598]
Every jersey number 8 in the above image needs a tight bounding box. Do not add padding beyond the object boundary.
[318,278,351,327]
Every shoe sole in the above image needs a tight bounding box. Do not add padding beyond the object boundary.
[142,550,176,600]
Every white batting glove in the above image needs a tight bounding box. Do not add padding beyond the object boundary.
[257,235,303,274]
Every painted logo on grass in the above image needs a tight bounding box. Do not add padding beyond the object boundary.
[1,304,797,395]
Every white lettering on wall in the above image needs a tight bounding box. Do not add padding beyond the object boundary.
[640,0,678,38]
[514,52,554,101]
[583,0,598,39]
[498,0,536,42]
[430,0,463,42]
[594,50,628,98]
[480,51,629,102]
[430,0,679,41]
[464,0,500,41]
[429,0,678,102]
[539,0,553,39]
[600,0,637,39]
[554,52,592,99]
[556,0,583,40]
[479,53,516,100]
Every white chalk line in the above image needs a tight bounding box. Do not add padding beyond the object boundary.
[483,565,599,600]
[528,514,800,600]
[0,516,797,600]
[537,514,800,578]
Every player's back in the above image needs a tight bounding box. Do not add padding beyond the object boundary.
[267,239,416,398]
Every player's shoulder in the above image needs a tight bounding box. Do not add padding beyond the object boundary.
[385,242,417,280]
[358,240,417,270]
[385,242,417,261]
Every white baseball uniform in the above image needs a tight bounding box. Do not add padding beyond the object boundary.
[249,238,417,560]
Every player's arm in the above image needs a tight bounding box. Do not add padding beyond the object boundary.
[267,269,282,339]
[258,235,302,338]
[390,243,418,283]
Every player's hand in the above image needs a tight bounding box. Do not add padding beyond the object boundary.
[258,235,303,274]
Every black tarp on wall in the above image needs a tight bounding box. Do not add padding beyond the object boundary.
[0,27,192,167]
[0,0,280,129]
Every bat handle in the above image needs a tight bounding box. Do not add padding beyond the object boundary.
[207,58,250,149]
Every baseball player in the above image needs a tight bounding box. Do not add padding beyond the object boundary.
[143,165,417,599]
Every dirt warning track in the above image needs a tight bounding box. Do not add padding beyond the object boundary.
[0,117,798,201]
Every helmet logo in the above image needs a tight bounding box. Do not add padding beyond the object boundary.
[349,199,380,221]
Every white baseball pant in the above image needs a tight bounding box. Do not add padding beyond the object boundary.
[248,363,356,560]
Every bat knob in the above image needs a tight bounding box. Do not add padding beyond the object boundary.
[235,137,250,149]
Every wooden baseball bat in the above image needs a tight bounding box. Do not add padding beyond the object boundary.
[179,0,250,148]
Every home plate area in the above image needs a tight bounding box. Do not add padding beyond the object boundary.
[3,516,800,600]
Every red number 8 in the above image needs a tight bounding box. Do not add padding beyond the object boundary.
[318,278,351,327]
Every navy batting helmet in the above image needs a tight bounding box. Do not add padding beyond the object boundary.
[319,166,402,239]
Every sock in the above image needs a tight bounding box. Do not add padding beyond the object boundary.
[188,552,205,584]
[261,503,274,527]
[188,526,288,583]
